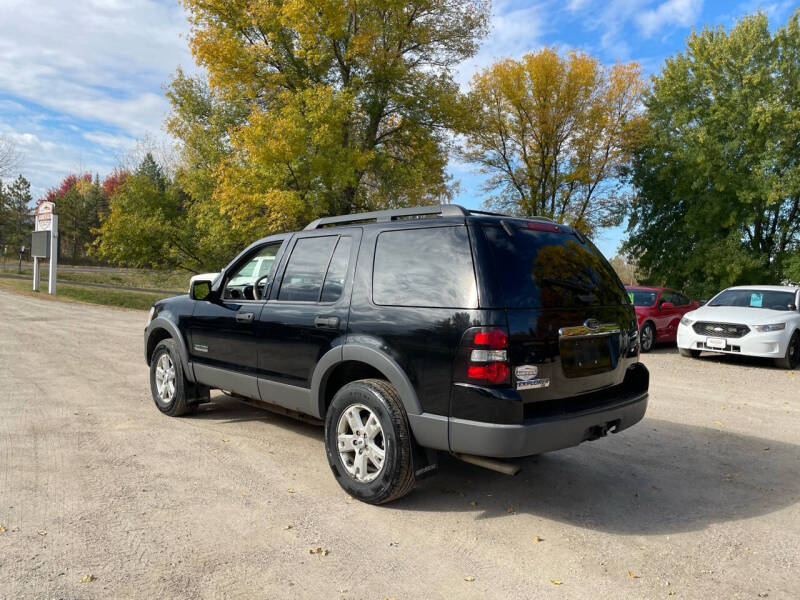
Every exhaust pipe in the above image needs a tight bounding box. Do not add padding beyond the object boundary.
[452,452,521,476]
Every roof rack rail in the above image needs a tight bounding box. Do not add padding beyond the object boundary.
[304,204,467,230]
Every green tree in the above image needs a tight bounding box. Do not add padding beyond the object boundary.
[93,155,212,272]
[0,175,33,253]
[176,0,489,242]
[459,48,646,236]
[624,12,800,298]
[46,174,106,262]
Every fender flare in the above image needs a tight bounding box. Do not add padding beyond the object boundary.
[310,344,422,419]
[145,317,195,383]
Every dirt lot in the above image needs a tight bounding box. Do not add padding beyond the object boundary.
[1,289,799,599]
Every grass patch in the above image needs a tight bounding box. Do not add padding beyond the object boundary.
[0,264,189,292]
[0,277,170,311]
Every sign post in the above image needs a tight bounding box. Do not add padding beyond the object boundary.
[33,201,57,295]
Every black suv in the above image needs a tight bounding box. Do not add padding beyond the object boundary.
[144,205,648,503]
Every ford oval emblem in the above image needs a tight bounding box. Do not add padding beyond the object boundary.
[584,318,601,330]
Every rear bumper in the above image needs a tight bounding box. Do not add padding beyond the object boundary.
[447,391,648,458]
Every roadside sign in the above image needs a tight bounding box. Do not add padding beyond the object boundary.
[35,201,55,232]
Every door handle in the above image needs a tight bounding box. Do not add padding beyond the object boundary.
[314,315,340,329]
[236,312,255,323]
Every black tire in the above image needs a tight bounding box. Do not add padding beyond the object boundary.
[775,331,800,370]
[640,322,656,353]
[679,348,701,358]
[149,339,193,417]
[324,379,416,504]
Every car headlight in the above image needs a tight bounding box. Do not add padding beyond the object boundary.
[680,316,694,327]
[753,322,786,332]
[146,306,155,327]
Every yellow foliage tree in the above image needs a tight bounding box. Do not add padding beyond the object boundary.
[460,48,646,235]
[180,0,489,240]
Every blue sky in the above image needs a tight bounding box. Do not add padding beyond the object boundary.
[0,0,796,256]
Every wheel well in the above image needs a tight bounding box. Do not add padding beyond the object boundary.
[321,360,386,416]
[146,328,173,365]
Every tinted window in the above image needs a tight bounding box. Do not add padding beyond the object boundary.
[278,236,337,302]
[320,237,352,303]
[708,289,796,311]
[373,226,477,308]
[628,289,657,306]
[660,291,679,305]
[481,224,628,309]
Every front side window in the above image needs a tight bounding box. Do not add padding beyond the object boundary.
[224,243,281,300]
[372,226,477,308]
[278,236,338,302]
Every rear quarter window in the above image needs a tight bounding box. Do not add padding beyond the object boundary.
[372,226,478,308]
[480,224,628,309]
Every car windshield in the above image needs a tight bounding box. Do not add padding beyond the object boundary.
[627,289,658,307]
[709,289,796,311]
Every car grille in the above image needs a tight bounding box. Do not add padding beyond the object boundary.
[692,321,750,338]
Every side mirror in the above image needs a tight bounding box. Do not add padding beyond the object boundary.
[660,301,675,309]
[190,279,213,301]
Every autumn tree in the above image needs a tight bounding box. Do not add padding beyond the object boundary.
[624,12,800,297]
[176,0,490,242]
[45,174,106,262]
[460,48,646,236]
[0,135,21,178]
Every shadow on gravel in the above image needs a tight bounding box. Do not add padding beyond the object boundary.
[394,417,800,535]
[186,394,322,441]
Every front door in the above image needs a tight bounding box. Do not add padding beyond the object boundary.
[188,241,285,396]
[255,229,361,413]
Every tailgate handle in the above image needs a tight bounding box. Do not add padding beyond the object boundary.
[236,311,255,323]
[314,315,339,329]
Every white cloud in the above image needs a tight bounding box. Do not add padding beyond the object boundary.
[0,0,193,195]
[636,0,704,37]
[455,0,547,87]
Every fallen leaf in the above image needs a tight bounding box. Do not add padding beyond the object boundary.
[464,576,475,582]
[0,524,5,532]
[78,574,95,583]
[37,530,47,536]
[533,536,543,543]
[714,421,724,428]
[287,488,295,494]
[506,506,516,514]
[469,501,478,507]
[222,439,229,443]
[388,541,399,547]
[550,579,563,585]
[309,547,329,556]
[628,571,640,579]
[283,524,293,530]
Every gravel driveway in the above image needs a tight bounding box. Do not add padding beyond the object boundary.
[1,290,798,599]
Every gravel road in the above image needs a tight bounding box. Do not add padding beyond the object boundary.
[1,289,798,599]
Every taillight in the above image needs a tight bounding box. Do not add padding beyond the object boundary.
[461,327,510,385]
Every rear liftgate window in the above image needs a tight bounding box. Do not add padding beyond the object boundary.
[481,224,628,309]
[372,226,478,308]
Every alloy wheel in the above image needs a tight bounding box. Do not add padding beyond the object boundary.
[155,353,177,405]
[336,404,386,482]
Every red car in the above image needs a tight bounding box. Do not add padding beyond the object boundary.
[625,286,700,353]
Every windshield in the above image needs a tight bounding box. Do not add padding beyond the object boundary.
[627,289,658,307]
[480,223,629,309]
[709,289,796,311]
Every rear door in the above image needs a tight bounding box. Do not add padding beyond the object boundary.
[476,221,639,402]
[255,229,361,411]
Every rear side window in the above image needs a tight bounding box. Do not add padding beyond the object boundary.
[320,237,352,303]
[481,224,628,309]
[373,226,477,308]
[278,236,338,302]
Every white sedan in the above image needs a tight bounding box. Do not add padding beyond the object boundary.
[677,285,800,369]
